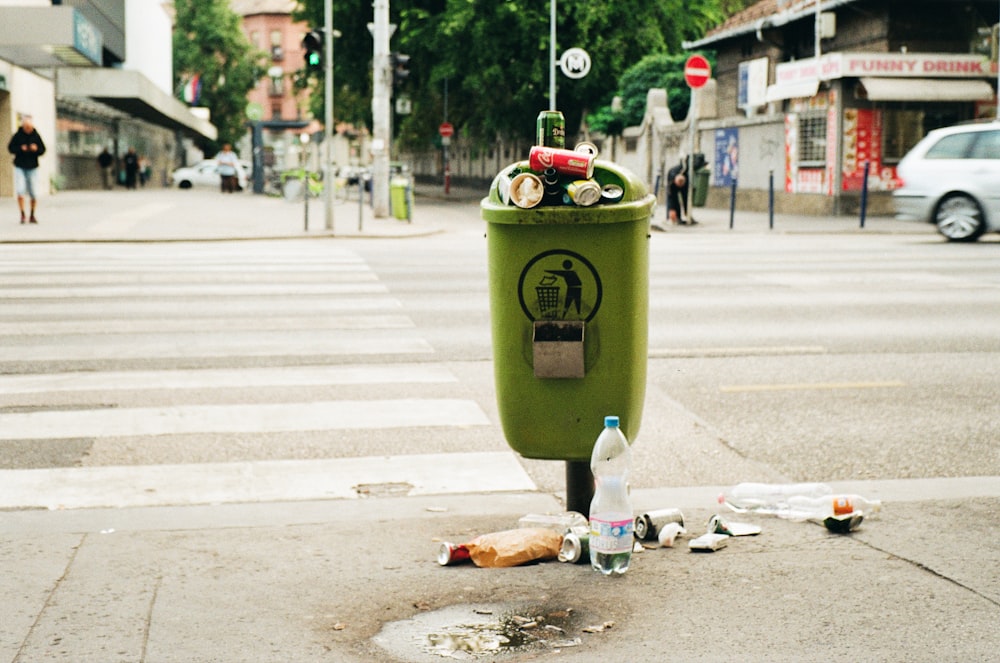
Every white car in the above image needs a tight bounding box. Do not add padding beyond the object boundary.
[171,159,248,191]
[893,121,1000,242]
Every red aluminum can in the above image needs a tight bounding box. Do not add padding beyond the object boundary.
[528,146,594,180]
[437,542,471,566]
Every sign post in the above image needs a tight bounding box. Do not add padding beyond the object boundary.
[683,55,711,221]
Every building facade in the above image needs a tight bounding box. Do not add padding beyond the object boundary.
[679,0,999,214]
[0,0,216,195]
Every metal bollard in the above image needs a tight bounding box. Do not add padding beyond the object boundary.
[860,160,870,228]
[768,169,775,230]
[729,178,737,229]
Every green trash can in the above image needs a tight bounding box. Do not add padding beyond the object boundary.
[692,167,711,207]
[390,176,410,220]
[481,159,655,463]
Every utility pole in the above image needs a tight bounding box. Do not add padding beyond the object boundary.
[371,0,391,218]
[323,0,334,231]
[549,0,556,109]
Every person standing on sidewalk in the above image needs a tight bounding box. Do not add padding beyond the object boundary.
[216,143,239,193]
[7,114,46,224]
[123,147,139,190]
[97,147,114,190]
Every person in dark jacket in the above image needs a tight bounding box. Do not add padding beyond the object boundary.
[7,114,46,224]
[666,162,690,225]
[97,147,114,190]
[123,147,140,190]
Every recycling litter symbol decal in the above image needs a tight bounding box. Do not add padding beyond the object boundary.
[517,249,602,322]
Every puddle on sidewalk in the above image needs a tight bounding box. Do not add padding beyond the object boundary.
[373,603,589,661]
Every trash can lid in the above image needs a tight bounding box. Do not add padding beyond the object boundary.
[481,159,655,225]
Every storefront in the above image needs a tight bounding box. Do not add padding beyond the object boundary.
[768,52,997,199]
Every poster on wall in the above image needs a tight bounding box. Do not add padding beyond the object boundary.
[841,108,899,191]
[714,127,739,187]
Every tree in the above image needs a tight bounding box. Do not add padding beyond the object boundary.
[173,0,264,152]
[293,0,751,150]
[586,52,716,135]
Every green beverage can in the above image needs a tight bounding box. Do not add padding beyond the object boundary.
[536,110,566,148]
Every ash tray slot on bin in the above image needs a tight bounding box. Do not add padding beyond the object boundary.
[532,320,585,379]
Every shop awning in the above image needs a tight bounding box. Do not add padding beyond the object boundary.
[57,68,217,142]
[858,77,996,102]
[765,79,820,102]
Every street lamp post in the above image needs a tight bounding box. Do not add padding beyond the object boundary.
[323,0,335,232]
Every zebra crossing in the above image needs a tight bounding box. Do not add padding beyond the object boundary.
[0,241,534,510]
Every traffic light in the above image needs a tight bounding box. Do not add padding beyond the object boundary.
[391,52,411,89]
[302,30,323,71]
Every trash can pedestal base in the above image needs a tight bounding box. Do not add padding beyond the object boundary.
[566,460,594,516]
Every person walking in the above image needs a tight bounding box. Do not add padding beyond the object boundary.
[216,143,239,193]
[7,114,46,224]
[123,147,139,190]
[97,147,114,190]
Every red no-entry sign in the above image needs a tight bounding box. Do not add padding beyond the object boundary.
[439,122,454,137]
[684,54,712,89]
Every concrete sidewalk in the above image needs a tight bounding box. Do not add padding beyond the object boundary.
[3,480,998,662]
[0,183,937,244]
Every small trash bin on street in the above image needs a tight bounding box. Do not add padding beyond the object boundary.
[390,175,411,220]
[481,157,655,512]
[692,167,711,207]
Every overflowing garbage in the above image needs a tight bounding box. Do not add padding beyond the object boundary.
[435,481,883,570]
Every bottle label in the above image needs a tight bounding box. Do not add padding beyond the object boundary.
[832,497,854,516]
[589,517,634,554]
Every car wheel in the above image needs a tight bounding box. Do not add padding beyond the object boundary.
[934,194,985,242]
[178,180,192,189]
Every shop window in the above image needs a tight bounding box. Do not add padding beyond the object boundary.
[882,110,923,164]
[798,111,827,166]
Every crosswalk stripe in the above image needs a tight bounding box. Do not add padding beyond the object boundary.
[0,451,536,510]
[0,331,434,362]
[0,298,403,316]
[0,282,387,298]
[0,314,415,336]
[0,398,490,439]
[0,363,457,395]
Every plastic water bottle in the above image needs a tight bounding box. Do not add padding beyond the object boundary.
[782,494,883,521]
[589,415,633,576]
[719,483,881,521]
[718,482,834,514]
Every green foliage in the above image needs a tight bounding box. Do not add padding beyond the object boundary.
[587,52,717,135]
[293,0,749,149]
[173,0,264,152]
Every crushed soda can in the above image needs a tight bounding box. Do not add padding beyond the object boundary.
[508,172,545,208]
[823,512,865,533]
[707,514,761,537]
[558,527,590,564]
[438,542,471,566]
[635,508,685,541]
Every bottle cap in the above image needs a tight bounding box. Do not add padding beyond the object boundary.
[604,415,619,427]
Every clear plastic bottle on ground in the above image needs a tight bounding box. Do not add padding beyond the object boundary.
[719,482,834,514]
[589,415,633,576]
[719,483,881,521]
[783,494,883,521]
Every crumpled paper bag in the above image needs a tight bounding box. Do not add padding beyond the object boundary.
[465,528,563,568]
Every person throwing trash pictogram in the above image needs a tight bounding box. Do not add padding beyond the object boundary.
[545,260,582,317]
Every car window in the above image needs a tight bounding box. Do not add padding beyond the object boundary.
[968,130,1000,159]
[924,132,977,159]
